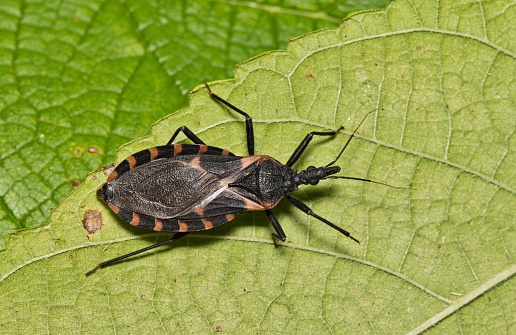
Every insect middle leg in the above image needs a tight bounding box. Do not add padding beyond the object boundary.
[204,83,255,155]
[265,209,286,243]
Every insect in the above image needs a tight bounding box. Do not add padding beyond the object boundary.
[87,83,386,276]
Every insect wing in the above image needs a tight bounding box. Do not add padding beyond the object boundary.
[110,154,246,218]
[174,186,266,231]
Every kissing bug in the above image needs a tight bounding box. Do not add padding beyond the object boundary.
[87,83,387,276]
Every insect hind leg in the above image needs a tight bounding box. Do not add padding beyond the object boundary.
[85,232,189,276]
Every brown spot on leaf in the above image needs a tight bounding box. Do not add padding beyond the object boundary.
[82,210,104,236]
[216,325,222,332]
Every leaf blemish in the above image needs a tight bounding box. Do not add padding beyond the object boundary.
[82,209,104,236]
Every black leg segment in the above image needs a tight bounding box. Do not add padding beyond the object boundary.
[265,209,286,242]
[204,83,255,155]
[85,232,189,276]
[286,195,359,243]
[166,126,206,145]
[285,127,343,167]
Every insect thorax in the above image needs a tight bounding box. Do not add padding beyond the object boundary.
[230,156,297,209]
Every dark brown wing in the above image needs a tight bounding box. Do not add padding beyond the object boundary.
[107,153,268,230]
[110,155,244,217]
[112,186,267,233]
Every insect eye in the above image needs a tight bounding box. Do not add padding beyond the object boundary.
[98,183,114,202]
[105,184,114,200]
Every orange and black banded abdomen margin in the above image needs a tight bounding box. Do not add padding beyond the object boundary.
[113,205,237,233]
[107,144,234,182]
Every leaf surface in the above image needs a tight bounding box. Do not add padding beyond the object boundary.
[1,0,515,334]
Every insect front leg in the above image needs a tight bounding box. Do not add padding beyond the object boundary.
[287,111,377,168]
[286,195,359,243]
[285,128,343,167]
[166,126,206,145]
[204,83,255,155]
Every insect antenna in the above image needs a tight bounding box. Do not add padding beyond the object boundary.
[326,106,411,190]
[327,175,410,189]
[325,108,378,168]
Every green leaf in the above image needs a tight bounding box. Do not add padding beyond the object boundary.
[1,0,515,334]
[0,0,380,246]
